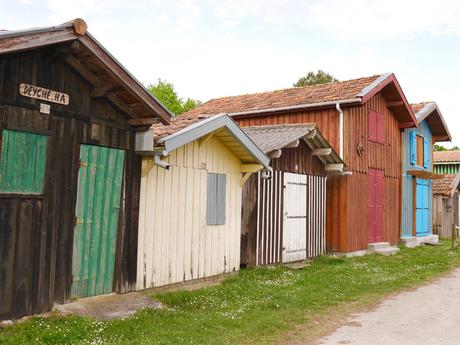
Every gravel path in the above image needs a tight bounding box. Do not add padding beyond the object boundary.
[316,269,460,345]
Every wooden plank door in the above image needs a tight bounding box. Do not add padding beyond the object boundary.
[368,169,384,243]
[71,144,125,298]
[282,173,307,263]
[416,178,430,236]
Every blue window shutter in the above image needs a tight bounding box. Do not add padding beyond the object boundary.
[409,132,416,165]
[423,138,429,169]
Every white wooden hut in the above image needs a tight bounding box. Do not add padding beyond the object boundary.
[134,114,270,289]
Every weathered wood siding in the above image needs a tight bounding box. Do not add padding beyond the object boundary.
[236,92,402,253]
[0,47,140,320]
[434,193,459,239]
[136,135,242,289]
[241,141,327,266]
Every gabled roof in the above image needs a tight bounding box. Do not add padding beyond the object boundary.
[433,173,460,197]
[0,19,171,124]
[152,114,270,169]
[183,73,417,126]
[433,150,460,163]
[410,102,451,142]
[242,124,343,169]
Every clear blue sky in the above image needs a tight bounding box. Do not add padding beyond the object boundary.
[2,0,459,146]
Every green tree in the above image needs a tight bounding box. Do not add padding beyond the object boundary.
[294,70,338,87]
[434,144,459,151]
[148,79,200,116]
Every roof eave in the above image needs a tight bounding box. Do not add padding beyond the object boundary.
[157,114,270,169]
[416,102,452,142]
[230,98,362,118]
[359,73,417,126]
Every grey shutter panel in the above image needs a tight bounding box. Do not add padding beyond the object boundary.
[206,173,227,225]
[216,174,226,225]
[207,173,217,225]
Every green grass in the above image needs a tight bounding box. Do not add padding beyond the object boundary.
[2,242,460,345]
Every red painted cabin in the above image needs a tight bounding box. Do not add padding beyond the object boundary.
[184,74,417,253]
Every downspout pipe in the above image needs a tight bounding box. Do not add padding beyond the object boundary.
[336,102,344,160]
[154,152,171,170]
[260,167,273,179]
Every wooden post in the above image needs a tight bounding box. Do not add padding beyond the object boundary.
[452,224,458,250]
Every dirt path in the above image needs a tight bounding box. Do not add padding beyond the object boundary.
[315,269,460,345]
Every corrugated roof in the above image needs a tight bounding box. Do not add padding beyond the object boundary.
[433,174,460,197]
[185,75,381,117]
[434,150,460,163]
[242,123,344,167]
[242,124,316,154]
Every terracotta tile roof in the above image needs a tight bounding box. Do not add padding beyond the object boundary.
[242,124,316,154]
[152,113,215,140]
[433,174,460,197]
[184,75,382,117]
[433,151,460,163]
[410,102,431,115]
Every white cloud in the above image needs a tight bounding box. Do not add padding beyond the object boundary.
[307,0,460,41]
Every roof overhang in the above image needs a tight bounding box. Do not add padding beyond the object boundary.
[415,102,452,142]
[0,18,171,125]
[140,114,270,169]
[358,73,417,126]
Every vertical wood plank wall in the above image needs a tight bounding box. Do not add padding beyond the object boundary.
[236,92,403,253]
[136,135,243,289]
[0,48,140,320]
[241,141,327,266]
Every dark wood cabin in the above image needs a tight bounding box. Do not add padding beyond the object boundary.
[0,19,170,320]
[184,74,418,254]
[240,124,343,266]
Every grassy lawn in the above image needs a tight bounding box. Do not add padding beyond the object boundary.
[2,242,460,345]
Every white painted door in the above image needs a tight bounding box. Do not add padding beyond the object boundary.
[282,173,307,263]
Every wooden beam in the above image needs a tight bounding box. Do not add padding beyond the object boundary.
[268,149,282,159]
[199,132,215,147]
[240,172,253,186]
[387,101,405,107]
[91,85,125,98]
[65,55,138,118]
[0,29,77,55]
[325,163,344,171]
[304,129,316,139]
[399,122,416,129]
[312,148,332,156]
[240,164,263,173]
[127,117,160,126]
[285,139,299,148]
[65,55,100,86]
[61,18,88,36]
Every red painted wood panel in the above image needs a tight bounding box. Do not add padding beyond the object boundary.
[368,169,384,243]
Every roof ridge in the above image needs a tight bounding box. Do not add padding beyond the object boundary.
[205,74,383,103]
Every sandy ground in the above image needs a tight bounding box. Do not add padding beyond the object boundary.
[54,292,162,320]
[316,269,460,345]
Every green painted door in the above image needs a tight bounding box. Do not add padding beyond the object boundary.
[71,144,125,298]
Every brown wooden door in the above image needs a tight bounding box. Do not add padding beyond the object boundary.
[368,169,384,243]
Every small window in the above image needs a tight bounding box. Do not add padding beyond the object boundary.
[206,173,226,225]
[0,130,48,193]
[416,135,424,167]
